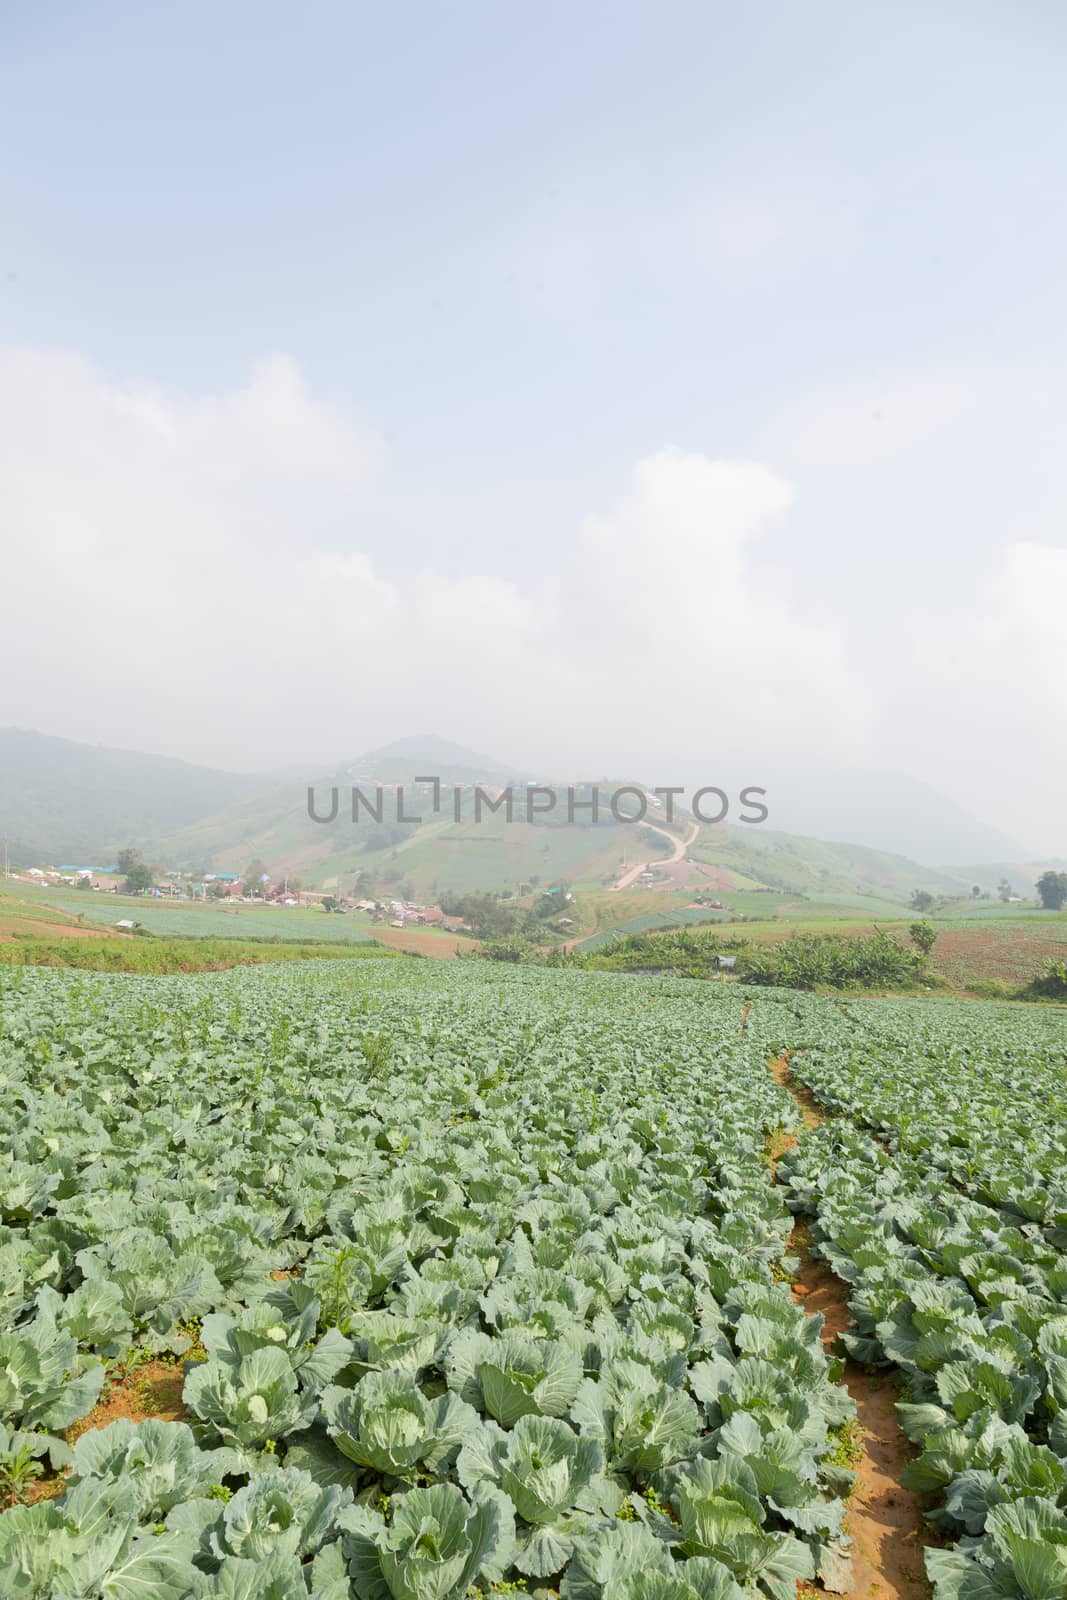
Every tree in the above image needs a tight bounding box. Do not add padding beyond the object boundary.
[1036,870,1067,911]
[909,921,937,956]
[1032,959,1067,999]
[116,847,143,877]
[243,859,269,895]
[321,896,337,914]
[971,884,981,898]
[910,890,935,914]
[997,877,1013,903]
[76,874,92,890]
[439,892,520,940]
[123,862,154,896]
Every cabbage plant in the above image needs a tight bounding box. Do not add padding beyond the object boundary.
[0,1476,198,1598]
[926,1495,1067,1599]
[341,1481,514,1600]
[67,1418,241,1517]
[206,1466,350,1561]
[670,1457,815,1600]
[183,1345,318,1446]
[445,1328,583,1427]
[200,1287,353,1397]
[0,1316,103,1434]
[571,1359,702,1478]
[322,1371,479,1481]
[458,1414,607,1576]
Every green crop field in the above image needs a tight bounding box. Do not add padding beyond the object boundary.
[573,907,1067,994]
[576,906,732,950]
[0,934,398,973]
[0,880,376,943]
[1,954,1065,1596]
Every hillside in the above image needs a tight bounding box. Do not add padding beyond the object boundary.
[169,785,962,907]
[164,772,676,897]
[0,728,1032,909]
[0,728,264,864]
[336,735,516,784]
[690,823,967,902]
[731,764,1032,866]
[937,859,1067,898]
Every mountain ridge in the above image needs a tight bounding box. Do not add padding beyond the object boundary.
[0,726,1050,905]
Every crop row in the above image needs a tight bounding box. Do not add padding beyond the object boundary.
[0,962,856,1600]
[785,995,1067,1230]
[774,993,1067,1599]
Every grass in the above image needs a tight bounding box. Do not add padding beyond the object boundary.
[362,924,478,958]
[826,1417,866,1471]
[559,913,1067,997]
[0,880,377,943]
[577,907,733,950]
[561,887,912,949]
[559,883,1067,995]
[0,934,403,973]
[0,893,114,939]
[926,919,1067,989]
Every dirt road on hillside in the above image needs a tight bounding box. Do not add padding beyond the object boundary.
[611,819,698,891]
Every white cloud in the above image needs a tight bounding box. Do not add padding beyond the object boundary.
[563,450,870,768]
[0,344,1062,851]
[0,349,870,774]
[965,540,1067,732]
[491,165,857,306]
[764,372,978,472]
[891,540,1067,855]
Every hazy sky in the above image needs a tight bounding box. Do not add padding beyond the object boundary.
[2,3,1065,851]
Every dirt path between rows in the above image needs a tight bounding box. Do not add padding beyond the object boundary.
[768,1055,936,1600]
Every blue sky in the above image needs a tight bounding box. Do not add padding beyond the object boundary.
[2,3,1066,850]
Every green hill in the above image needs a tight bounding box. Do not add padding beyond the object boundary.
[164,782,962,907]
[935,860,1067,899]
[0,728,263,865]
[0,729,1007,910]
[690,824,966,903]
[163,775,668,897]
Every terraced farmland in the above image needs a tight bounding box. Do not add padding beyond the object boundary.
[0,959,1064,1598]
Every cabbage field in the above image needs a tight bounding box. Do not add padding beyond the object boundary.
[0,959,1064,1599]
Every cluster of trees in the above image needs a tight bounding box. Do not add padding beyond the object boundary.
[441,889,566,942]
[117,847,155,896]
[557,927,933,991]
[1037,870,1067,911]
[912,871,1067,913]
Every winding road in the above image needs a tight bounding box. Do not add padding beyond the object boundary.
[611,818,699,891]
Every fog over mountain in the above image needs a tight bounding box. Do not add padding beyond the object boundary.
[0,727,1036,875]
[2,7,1065,853]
